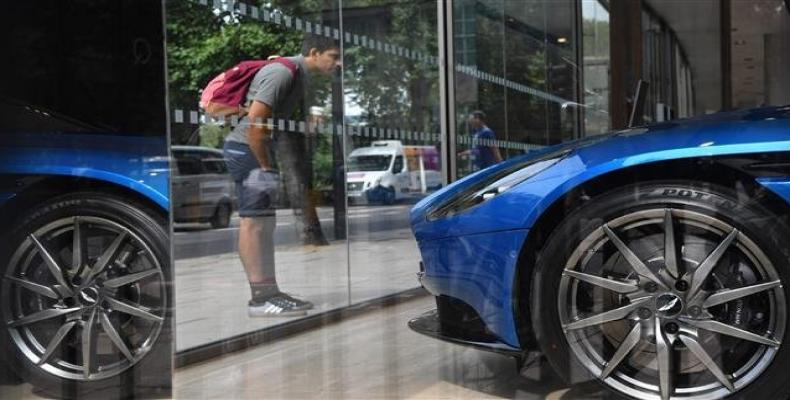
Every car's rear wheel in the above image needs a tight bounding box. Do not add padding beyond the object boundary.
[0,192,170,397]
[210,202,231,229]
[383,187,396,205]
[531,182,790,399]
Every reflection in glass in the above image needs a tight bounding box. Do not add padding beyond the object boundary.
[581,0,611,135]
[348,154,393,172]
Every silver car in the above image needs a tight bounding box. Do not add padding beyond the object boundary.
[172,146,235,228]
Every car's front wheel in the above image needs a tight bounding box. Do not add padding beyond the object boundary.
[0,192,170,397]
[531,182,790,400]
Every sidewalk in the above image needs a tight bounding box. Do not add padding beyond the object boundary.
[175,228,422,351]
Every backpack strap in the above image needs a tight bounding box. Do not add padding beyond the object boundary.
[268,57,297,78]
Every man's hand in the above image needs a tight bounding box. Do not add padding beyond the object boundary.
[247,100,275,170]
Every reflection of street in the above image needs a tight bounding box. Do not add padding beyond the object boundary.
[174,204,414,260]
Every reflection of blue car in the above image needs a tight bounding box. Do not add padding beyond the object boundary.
[0,131,171,396]
[409,106,790,400]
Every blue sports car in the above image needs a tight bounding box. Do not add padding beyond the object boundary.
[409,105,790,400]
[0,101,171,397]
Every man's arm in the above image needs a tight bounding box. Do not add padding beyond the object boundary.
[492,145,503,163]
[246,100,275,171]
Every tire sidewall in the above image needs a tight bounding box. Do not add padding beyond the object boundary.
[211,202,231,229]
[530,182,790,399]
[0,192,172,399]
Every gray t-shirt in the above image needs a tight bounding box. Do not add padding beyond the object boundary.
[225,55,308,144]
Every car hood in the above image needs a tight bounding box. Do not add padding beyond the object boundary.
[347,170,388,182]
[411,105,790,241]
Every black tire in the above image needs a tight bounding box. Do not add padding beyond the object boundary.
[0,192,172,399]
[383,187,396,205]
[530,182,790,400]
[210,202,231,229]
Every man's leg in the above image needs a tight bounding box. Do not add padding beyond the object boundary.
[238,215,278,300]
[236,169,313,317]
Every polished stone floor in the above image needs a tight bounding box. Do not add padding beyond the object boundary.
[174,295,611,399]
[1,294,615,399]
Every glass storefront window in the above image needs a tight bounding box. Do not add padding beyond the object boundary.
[452,0,579,180]
[167,0,439,351]
[729,0,790,108]
[581,0,611,135]
[0,1,172,398]
[342,0,441,305]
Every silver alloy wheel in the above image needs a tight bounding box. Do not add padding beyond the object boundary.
[559,208,785,400]
[2,216,165,381]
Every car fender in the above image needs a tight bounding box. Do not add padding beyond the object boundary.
[0,134,170,211]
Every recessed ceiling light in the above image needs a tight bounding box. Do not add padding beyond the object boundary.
[557,37,568,44]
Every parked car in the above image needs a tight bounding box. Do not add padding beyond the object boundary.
[171,145,235,229]
[409,105,790,400]
[0,103,171,397]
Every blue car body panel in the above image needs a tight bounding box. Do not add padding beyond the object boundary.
[411,105,790,349]
[758,177,790,205]
[0,133,170,211]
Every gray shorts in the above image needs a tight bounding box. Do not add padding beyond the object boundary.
[223,141,280,218]
[236,168,280,217]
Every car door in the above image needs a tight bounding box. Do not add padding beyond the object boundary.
[198,150,234,215]
[392,155,409,196]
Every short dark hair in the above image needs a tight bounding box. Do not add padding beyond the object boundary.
[301,33,339,56]
[470,110,486,122]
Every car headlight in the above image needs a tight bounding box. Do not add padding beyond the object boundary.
[427,150,570,220]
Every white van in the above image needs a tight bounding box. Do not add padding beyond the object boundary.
[347,141,441,204]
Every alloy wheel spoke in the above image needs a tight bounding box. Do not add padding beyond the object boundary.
[663,209,679,278]
[71,217,83,274]
[678,333,735,392]
[602,225,668,289]
[655,318,673,400]
[85,231,128,283]
[29,234,73,297]
[103,269,159,289]
[703,280,782,309]
[688,229,739,297]
[8,307,80,328]
[6,276,60,299]
[82,308,97,379]
[681,318,780,347]
[105,297,163,323]
[563,297,650,331]
[99,311,134,361]
[601,322,642,379]
[563,270,639,294]
[38,321,77,366]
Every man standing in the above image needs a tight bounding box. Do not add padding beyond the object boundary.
[222,36,341,317]
[464,110,503,170]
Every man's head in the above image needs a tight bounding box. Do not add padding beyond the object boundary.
[302,34,341,75]
[468,110,486,129]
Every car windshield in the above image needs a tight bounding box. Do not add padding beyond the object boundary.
[348,155,392,172]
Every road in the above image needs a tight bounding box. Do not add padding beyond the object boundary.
[173,204,415,260]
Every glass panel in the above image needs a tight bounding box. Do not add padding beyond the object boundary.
[166,0,346,351]
[581,0,611,135]
[342,0,442,304]
[454,0,578,180]
[0,1,172,398]
[729,0,790,108]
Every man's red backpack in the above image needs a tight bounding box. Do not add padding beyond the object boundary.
[199,57,296,118]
